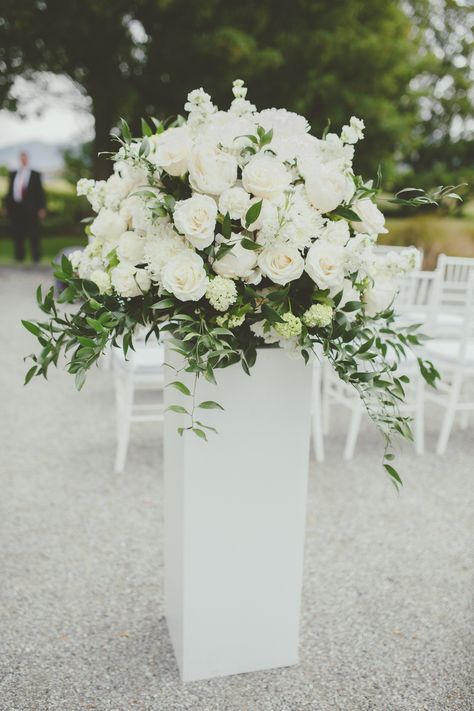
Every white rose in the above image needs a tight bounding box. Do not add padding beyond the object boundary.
[150,126,192,177]
[242,155,291,200]
[161,250,209,301]
[117,231,147,265]
[303,160,351,213]
[212,233,258,280]
[111,263,151,297]
[363,278,397,316]
[173,194,217,249]
[90,209,127,244]
[305,241,345,290]
[218,187,251,220]
[258,246,304,285]
[188,143,238,195]
[351,199,388,235]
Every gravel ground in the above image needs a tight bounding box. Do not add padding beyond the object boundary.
[0,267,473,711]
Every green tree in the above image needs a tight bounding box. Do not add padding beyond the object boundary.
[0,0,471,186]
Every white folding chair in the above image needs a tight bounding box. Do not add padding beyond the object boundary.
[321,353,425,460]
[395,269,440,330]
[112,339,165,473]
[431,255,474,337]
[422,273,474,455]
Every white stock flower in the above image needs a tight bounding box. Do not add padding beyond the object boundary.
[117,231,147,265]
[242,155,291,200]
[173,194,217,249]
[341,117,365,145]
[351,199,388,236]
[111,263,151,297]
[90,269,112,295]
[77,178,106,212]
[119,195,154,232]
[69,249,84,271]
[150,125,192,176]
[212,234,259,280]
[320,219,350,246]
[344,233,374,275]
[144,224,187,280]
[305,241,345,290]
[206,276,237,311]
[218,187,251,220]
[90,209,127,244]
[303,160,352,213]
[188,143,238,195]
[258,245,304,285]
[363,278,397,317]
[161,250,209,302]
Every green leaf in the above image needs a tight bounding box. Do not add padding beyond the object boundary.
[22,320,42,337]
[192,427,208,441]
[343,301,362,312]
[333,206,361,221]
[241,237,260,251]
[222,212,232,239]
[166,405,189,414]
[141,117,153,137]
[75,370,86,391]
[152,298,175,310]
[198,400,224,410]
[167,381,191,396]
[77,336,97,348]
[24,365,37,385]
[384,463,402,487]
[245,200,263,228]
[261,304,284,324]
[120,117,131,143]
[86,317,105,333]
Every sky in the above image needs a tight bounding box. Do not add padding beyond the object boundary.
[0,74,94,149]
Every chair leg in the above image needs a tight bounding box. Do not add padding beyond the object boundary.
[322,364,331,436]
[414,376,425,456]
[344,405,363,461]
[436,372,463,456]
[114,374,134,473]
[312,365,325,462]
[460,410,470,430]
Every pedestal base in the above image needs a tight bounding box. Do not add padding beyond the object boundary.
[164,347,313,681]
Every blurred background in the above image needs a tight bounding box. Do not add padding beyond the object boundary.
[0,0,473,268]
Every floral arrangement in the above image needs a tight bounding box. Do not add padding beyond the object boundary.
[23,80,450,484]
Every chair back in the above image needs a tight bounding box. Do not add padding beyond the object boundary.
[434,254,474,314]
[459,273,474,363]
[395,269,440,329]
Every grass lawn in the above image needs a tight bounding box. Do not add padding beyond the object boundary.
[0,235,87,266]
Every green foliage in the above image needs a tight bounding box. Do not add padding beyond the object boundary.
[23,252,440,486]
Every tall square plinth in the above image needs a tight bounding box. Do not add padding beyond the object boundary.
[164,347,313,681]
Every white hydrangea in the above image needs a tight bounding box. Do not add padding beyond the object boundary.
[76,241,107,280]
[120,194,154,233]
[320,219,350,246]
[117,230,147,265]
[111,263,151,298]
[370,248,420,280]
[90,208,127,245]
[206,276,238,311]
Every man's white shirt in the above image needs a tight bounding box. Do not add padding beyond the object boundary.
[13,167,31,203]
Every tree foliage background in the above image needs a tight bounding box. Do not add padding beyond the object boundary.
[0,0,472,191]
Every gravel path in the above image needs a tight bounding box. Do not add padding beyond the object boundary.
[0,267,473,711]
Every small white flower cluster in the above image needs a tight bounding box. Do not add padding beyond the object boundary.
[73,81,396,308]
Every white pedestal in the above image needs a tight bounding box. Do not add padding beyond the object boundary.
[164,347,313,681]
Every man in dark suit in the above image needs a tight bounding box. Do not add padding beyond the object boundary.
[5,152,46,262]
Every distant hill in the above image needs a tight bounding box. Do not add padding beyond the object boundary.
[0,141,67,176]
